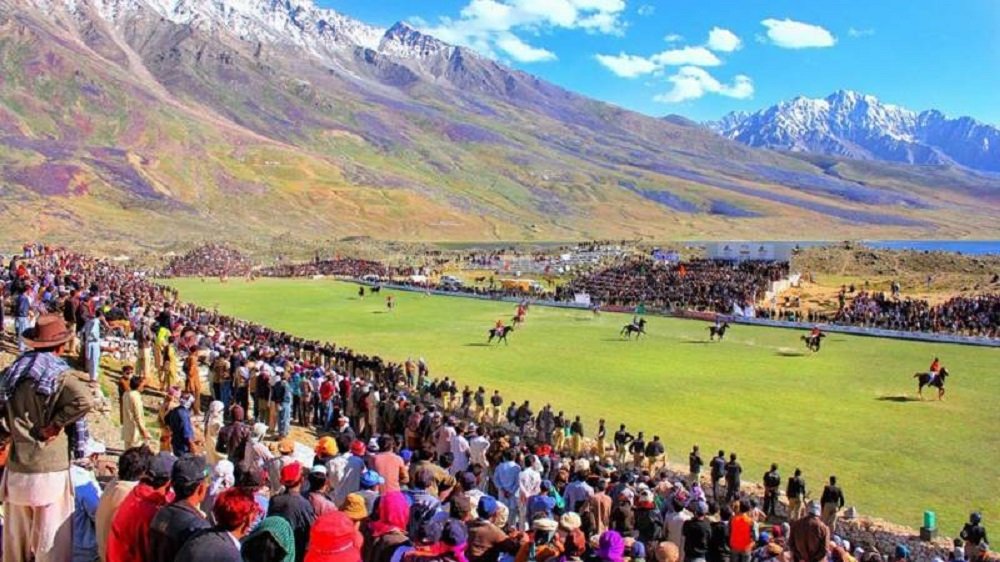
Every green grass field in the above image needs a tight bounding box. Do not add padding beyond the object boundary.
[168,278,999,533]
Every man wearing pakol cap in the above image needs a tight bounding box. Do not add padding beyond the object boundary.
[268,461,317,562]
[788,501,830,562]
[515,518,562,562]
[0,314,96,562]
[149,455,212,562]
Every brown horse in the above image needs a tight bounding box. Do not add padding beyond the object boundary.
[914,367,950,400]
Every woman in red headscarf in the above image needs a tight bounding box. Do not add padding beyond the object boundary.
[363,491,412,562]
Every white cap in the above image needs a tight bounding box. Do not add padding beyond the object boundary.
[83,439,106,457]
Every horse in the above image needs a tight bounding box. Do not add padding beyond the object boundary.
[801,333,825,352]
[511,314,525,326]
[620,318,647,339]
[370,285,381,294]
[914,367,950,400]
[488,325,515,345]
[474,276,487,284]
[708,322,730,341]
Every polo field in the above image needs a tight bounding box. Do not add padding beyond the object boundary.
[166,277,1000,533]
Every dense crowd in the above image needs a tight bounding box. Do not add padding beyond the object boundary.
[561,259,789,314]
[0,245,992,562]
[833,291,1000,338]
[260,258,393,280]
[161,244,256,278]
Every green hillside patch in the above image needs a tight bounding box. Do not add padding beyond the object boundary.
[167,277,1000,533]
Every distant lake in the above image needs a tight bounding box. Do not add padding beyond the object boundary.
[863,240,1000,255]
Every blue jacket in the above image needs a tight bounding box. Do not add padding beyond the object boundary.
[71,466,102,562]
[15,293,30,317]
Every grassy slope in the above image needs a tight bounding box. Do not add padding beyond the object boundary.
[168,278,999,532]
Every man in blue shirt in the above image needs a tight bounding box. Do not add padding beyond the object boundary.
[70,440,105,562]
[82,309,108,383]
[166,394,197,456]
[492,449,522,530]
[14,289,31,351]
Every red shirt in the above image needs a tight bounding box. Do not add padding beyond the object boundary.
[106,483,169,562]
[319,380,335,401]
[729,513,754,553]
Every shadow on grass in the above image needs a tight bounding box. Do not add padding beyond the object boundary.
[371,311,388,314]
[601,338,630,342]
[464,343,492,347]
[775,348,808,357]
[681,340,712,345]
[876,395,922,403]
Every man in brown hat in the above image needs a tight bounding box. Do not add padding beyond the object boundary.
[0,314,96,562]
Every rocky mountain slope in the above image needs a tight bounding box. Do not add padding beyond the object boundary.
[1,0,998,249]
[708,90,1000,172]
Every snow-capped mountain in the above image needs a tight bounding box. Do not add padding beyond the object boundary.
[708,90,1000,172]
[3,0,999,245]
[35,0,392,56]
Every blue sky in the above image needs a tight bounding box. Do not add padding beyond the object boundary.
[323,0,1000,123]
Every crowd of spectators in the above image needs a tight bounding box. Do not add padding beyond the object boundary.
[161,244,255,278]
[833,292,1000,338]
[260,258,393,279]
[561,259,789,314]
[0,245,991,562]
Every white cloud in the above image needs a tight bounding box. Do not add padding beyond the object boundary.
[594,52,660,78]
[496,33,557,62]
[653,66,754,103]
[595,45,721,79]
[637,4,655,17]
[663,33,683,43]
[848,27,875,38]
[706,27,742,52]
[421,0,627,62]
[651,46,722,66]
[761,18,836,49]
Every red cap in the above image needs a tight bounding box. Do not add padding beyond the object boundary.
[349,440,366,456]
[280,462,304,486]
[304,512,362,562]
